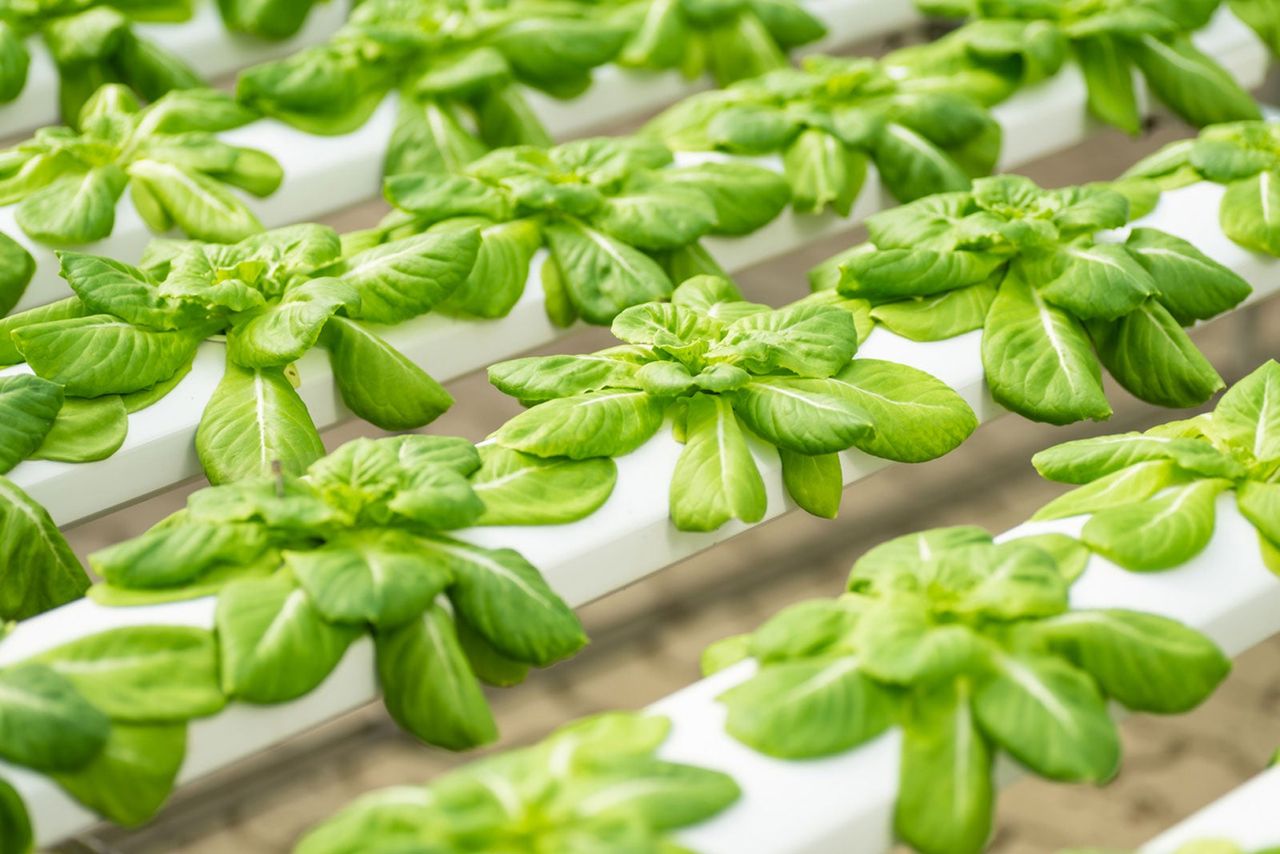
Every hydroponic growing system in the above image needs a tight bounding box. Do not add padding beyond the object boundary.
[0,0,1279,851]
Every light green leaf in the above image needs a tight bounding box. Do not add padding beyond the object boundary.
[729,376,876,455]
[195,360,325,485]
[488,353,640,401]
[286,529,452,629]
[1074,35,1140,134]
[1030,609,1230,712]
[0,777,31,854]
[783,127,866,216]
[670,394,767,532]
[544,219,673,325]
[0,663,107,773]
[128,159,265,243]
[872,121,971,203]
[855,598,987,684]
[438,219,540,319]
[495,390,668,459]
[15,166,127,245]
[1229,0,1280,53]
[1124,228,1251,324]
[848,526,993,593]
[35,626,225,722]
[91,520,269,590]
[227,280,351,368]
[896,680,993,854]
[472,445,616,526]
[1012,532,1092,583]
[825,359,976,462]
[1091,300,1224,408]
[120,355,193,413]
[1220,171,1280,256]
[981,269,1111,425]
[1212,360,1280,463]
[559,756,741,830]
[660,161,791,235]
[382,172,511,224]
[0,232,35,316]
[322,316,453,431]
[1039,243,1157,321]
[415,535,586,665]
[375,603,498,750]
[591,183,717,250]
[56,252,195,330]
[1032,432,1244,483]
[1081,479,1231,571]
[456,614,530,688]
[841,249,1004,300]
[217,573,359,702]
[14,315,202,397]
[719,657,895,758]
[1236,480,1280,545]
[974,654,1118,782]
[1033,460,1186,521]
[51,723,185,827]
[339,229,481,324]
[31,396,128,463]
[1132,35,1261,128]
[779,448,842,519]
[720,303,858,378]
[0,476,89,619]
[870,278,998,343]
[384,98,488,178]
[0,374,63,473]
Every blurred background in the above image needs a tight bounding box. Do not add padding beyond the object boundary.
[43,32,1280,854]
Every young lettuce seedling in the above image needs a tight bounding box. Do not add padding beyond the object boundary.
[487,275,977,531]
[813,174,1251,425]
[0,0,199,125]
[296,711,740,854]
[616,0,827,86]
[704,525,1230,854]
[89,435,610,751]
[1033,360,1280,572]
[0,85,279,248]
[646,54,1002,215]
[354,135,791,326]
[0,222,479,482]
[236,0,629,170]
[903,0,1261,134]
[1125,120,1280,257]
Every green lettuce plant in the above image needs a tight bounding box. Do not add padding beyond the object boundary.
[616,0,826,86]
[0,622,226,851]
[350,135,790,326]
[487,275,977,531]
[703,525,1231,854]
[236,0,627,171]
[0,233,35,317]
[645,55,1002,215]
[812,174,1251,425]
[1032,360,1280,573]
[0,85,280,249]
[0,374,92,619]
[0,0,200,125]
[1124,120,1280,257]
[295,711,740,853]
[90,434,610,751]
[0,222,479,483]
[904,0,1260,134]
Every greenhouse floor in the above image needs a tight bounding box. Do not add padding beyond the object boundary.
[56,115,1280,853]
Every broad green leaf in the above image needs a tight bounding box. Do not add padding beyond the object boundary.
[670,394,767,532]
[90,550,279,608]
[870,278,998,342]
[1212,360,1280,463]
[719,657,895,758]
[1074,35,1140,134]
[120,356,193,413]
[973,654,1118,782]
[672,275,766,323]
[591,183,717,250]
[383,173,512,223]
[91,520,269,589]
[472,445,616,526]
[438,219,539,319]
[0,21,28,103]
[558,756,741,830]
[702,634,752,676]
[729,376,876,455]
[947,541,1068,620]
[544,220,673,325]
[217,573,359,702]
[15,166,127,245]
[1081,479,1231,571]
[0,233,35,315]
[1032,433,1244,483]
[495,390,668,459]
[612,301,722,353]
[1038,243,1156,321]
[14,315,201,396]
[57,252,196,330]
[748,597,862,664]
[286,529,453,629]
[660,161,791,235]
[872,121,971,203]
[1030,609,1230,712]
[1132,35,1261,128]
[456,614,530,688]
[896,680,993,854]
[339,229,481,324]
[0,778,31,854]
[0,476,89,619]
[706,104,801,154]
[779,448,842,519]
[1220,170,1280,256]
[1124,228,1251,324]
[186,478,340,530]
[980,269,1111,425]
[0,664,108,772]
[1013,532,1092,583]
[51,723,185,827]
[1032,460,1186,521]
[0,374,62,473]
[322,317,453,431]
[848,526,993,593]
[719,303,857,377]
[840,249,1004,300]
[783,128,866,216]
[31,396,128,463]
[488,353,640,401]
[195,361,325,484]
[1237,480,1280,545]
[383,100,489,179]
[375,603,498,750]
[227,280,351,368]
[1091,300,1224,408]
[35,626,225,722]
[825,359,976,462]
[1229,0,1280,53]
[415,535,586,665]
[855,598,987,684]
[127,159,264,243]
